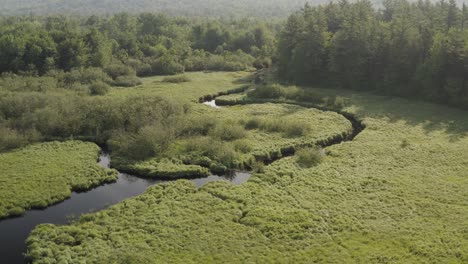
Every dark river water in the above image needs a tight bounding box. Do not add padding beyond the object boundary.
[0,153,251,263]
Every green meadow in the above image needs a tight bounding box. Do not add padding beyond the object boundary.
[26,75,468,263]
[0,141,117,219]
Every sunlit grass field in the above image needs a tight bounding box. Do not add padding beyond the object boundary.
[25,73,468,263]
[108,71,252,101]
[0,141,117,219]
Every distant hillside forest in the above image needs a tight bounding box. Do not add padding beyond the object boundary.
[0,0,331,17]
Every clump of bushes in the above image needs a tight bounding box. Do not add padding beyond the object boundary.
[114,76,142,87]
[109,125,175,161]
[247,84,286,99]
[246,83,330,105]
[151,56,185,75]
[181,136,243,173]
[162,75,191,83]
[0,127,41,152]
[209,121,247,141]
[89,81,110,96]
[400,139,410,148]
[104,63,136,80]
[0,73,59,92]
[244,117,310,138]
[325,95,348,109]
[245,118,261,130]
[296,147,324,168]
[184,50,254,72]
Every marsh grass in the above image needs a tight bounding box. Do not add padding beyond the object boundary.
[162,75,191,83]
[0,141,117,219]
[244,117,310,137]
[26,76,468,264]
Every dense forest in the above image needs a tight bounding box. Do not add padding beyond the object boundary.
[278,0,468,108]
[0,14,276,76]
[0,0,329,17]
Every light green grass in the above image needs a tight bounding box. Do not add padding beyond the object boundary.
[118,103,351,178]
[26,79,468,263]
[0,141,117,219]
[108,71,252,102]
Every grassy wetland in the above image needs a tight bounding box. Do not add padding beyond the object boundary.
[24,75,468,263]
[1,2,468,263]
[0,141,117,219]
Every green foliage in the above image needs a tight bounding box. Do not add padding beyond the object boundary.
[0,141,117,219]
[114,75,142,87]
[89,81,110,95]
[209,121,247,141]
[277,0,468,109]
[296,147,324,167]
[162,75,191,83]
[26,83,468,263]
[244,117,310,137]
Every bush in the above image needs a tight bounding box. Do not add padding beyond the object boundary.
[181,117,217,136]
[296,147,324,168]
[324,95,348,109]
[114,76,142,87]
[245,118,261,130]
[109,125,174,161]
[104,64,136,80]
[63,68,112,86]
[89,81,110,95]
[253,57,272,70]
[209,121,247,141]
[233,139,252,153]
[151,56,185,75]
[247,84,285,99]
[259,119,310,137]
[125,59,152,77]
[162,75,191,83]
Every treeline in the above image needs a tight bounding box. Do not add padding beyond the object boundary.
[278,0,468,108]
[0,0,330,17]
[0,14,276,77]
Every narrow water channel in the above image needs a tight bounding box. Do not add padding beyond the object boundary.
[0,153,251,263]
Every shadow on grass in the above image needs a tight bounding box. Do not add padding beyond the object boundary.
[339,91,468,142]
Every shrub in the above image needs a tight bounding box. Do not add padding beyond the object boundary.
[296,147,324,168]
[104,64,136,80]
[245,118,261,130]
[247,84,285,99]
[0,127,42,152]
[151,56,185,75]
[259,119,310,137]
[109,125,174,161]
[209,121,247,141]
[89,81,110,96]
[282,121,310,138]
[181,117,217,136]
[114,76,142,87]
[401,139,410,148]
[63,68,112,86]
[252,161,265,173]
[324,95,348,109]
[234,139,252,153]
[253,57,272,70]
[162,75,191,83]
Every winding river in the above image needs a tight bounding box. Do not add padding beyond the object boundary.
[0,95,364,264]
[0,153,251,263]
